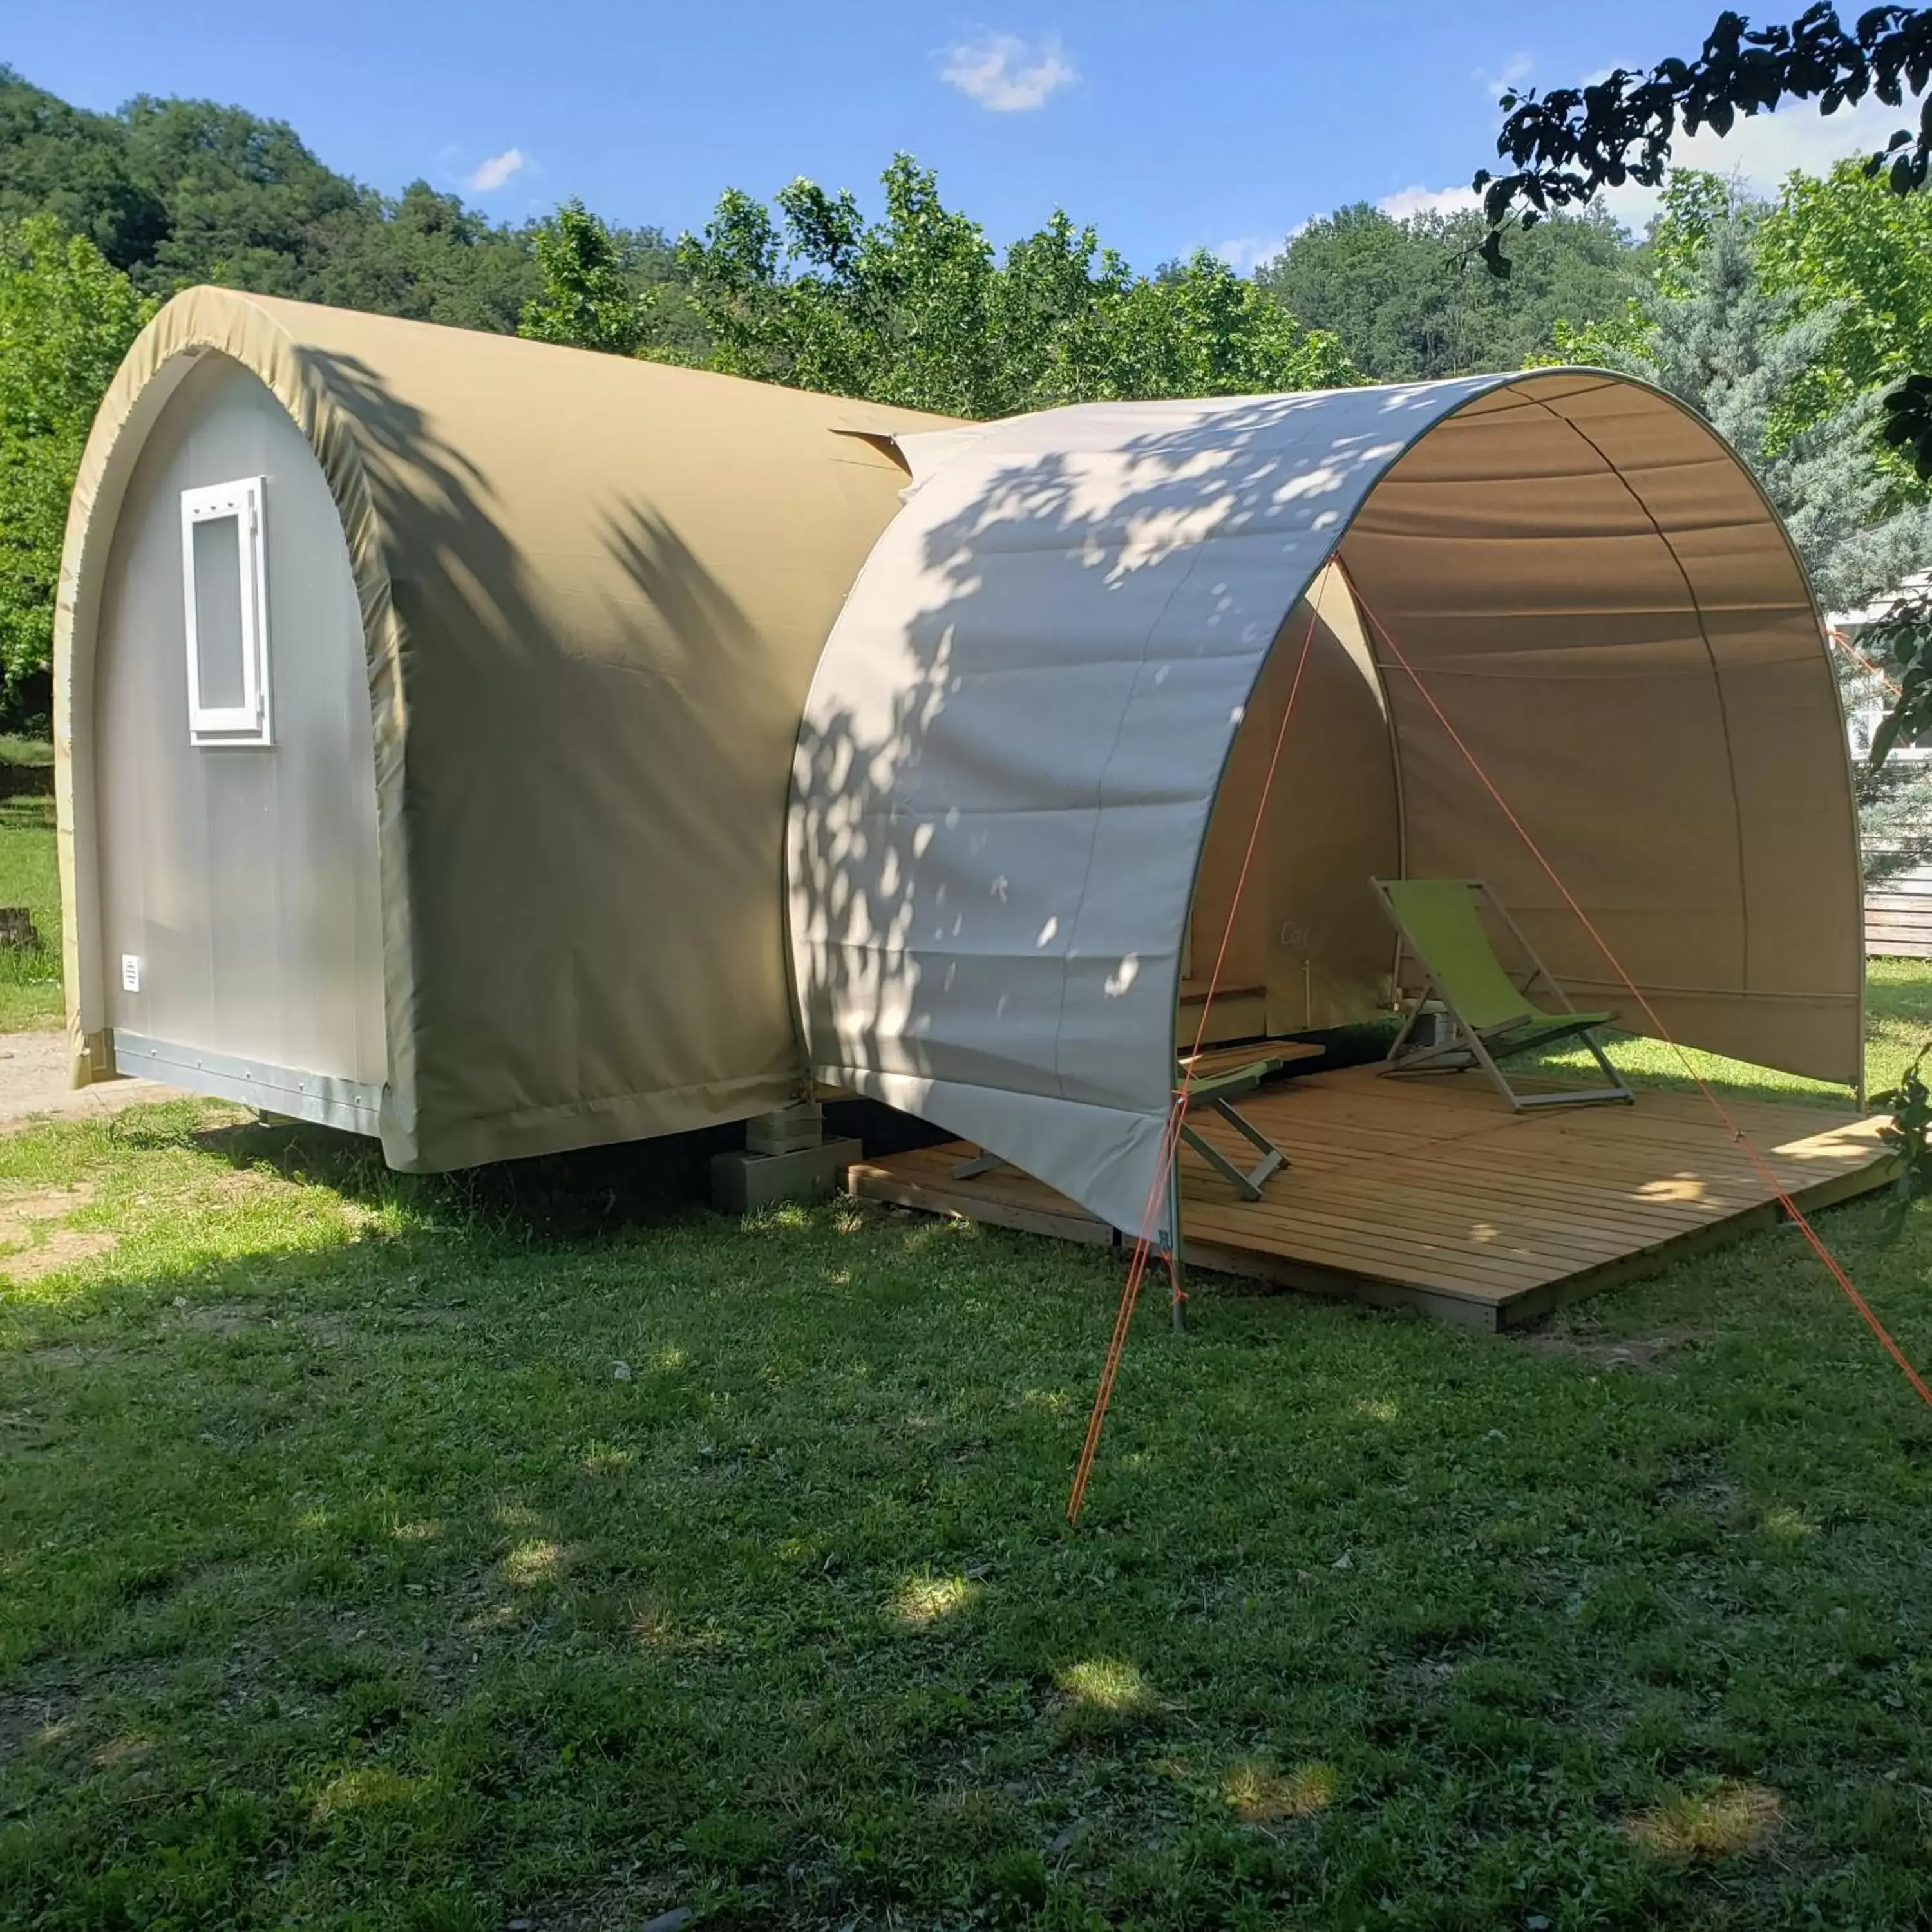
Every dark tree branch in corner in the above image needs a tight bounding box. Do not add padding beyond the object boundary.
[1473,5,1932,276]
[1475,7,1932,482]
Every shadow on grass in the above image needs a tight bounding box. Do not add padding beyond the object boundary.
[177,1098,961,1263]
[186,1110,746,1244]
[5,1094,1932,1929]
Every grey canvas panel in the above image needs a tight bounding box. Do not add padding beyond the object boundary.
[93,355,386,1091]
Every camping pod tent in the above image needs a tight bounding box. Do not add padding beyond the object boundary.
[57,287,949,1168]
[786,371,1864,1239]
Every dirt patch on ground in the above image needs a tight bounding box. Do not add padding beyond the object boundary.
[1,1226,117,1282]
[21,1340,117,1367]
[173,1302,254,1336]
[1525,1328,1700,1374]
[0,1186,113,1280]
[0,1182,94,1223]
[190,1168,282,1204]
[0,1033,186,1127]
[0,1690,70,1765]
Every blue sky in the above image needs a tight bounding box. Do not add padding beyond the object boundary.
[14,1,1922,270]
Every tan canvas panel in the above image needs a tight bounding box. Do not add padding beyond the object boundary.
[58,288,954,1168]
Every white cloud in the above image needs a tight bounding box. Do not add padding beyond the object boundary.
[1378,183,1482,220]
[466,147,527,193]
[1215,232,1291,270]
[940,33,1077,112]
[1473,51,1535,101]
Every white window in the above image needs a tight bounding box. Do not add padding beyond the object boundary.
[1844,655,1932,766]
[180,477,272,746]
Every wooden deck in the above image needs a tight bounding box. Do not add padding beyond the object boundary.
[844,1065,1896,1329]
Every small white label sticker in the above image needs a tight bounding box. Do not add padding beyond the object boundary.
[120,954,142,993]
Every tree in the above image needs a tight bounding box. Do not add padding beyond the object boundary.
[519,201,657,356]
[0,216,154,710]
[1474,6,1932,249]
[1105,249,1359,399]
[0,66,705,342]
[1555,205,1932,880]
[1473,5,1932,828]
[1257,202,1641,381]
[676,155,1356,419]
[117,93,363,298]
[304,182,542,336]
[1756,156,1932,422]
[0,64,165,270]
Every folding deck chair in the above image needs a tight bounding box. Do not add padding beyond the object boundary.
[1372,877,1633,1110]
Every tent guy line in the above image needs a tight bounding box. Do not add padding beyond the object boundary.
[1068,605,1322,1526]
[1070,560,1927,1526]
[1345,565,1932,1418]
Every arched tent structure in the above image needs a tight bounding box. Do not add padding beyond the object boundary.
[57,287,951,1169]
[788,370,1864,1238]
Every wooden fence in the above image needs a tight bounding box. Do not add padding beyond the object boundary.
[1868,864,1932,958]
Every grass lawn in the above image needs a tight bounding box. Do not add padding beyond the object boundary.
[0,981,1929,1929]
[1520,958,1929,1113]
[0,779,64,1032]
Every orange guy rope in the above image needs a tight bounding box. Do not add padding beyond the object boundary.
[1066,608,1324,1524]
[1828,625,1904,697]
[1344,569,1932,1414]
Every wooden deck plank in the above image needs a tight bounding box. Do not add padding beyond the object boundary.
[1193,1083,1880,1195]
[1175,1118,1865,1242]
[1180,1083,1877,1200]
[1175,1106,1773,1216]
[844,1063,1895,1325]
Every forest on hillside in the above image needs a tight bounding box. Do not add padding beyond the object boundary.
[0,63,1645,383]
[4,59,1931,778]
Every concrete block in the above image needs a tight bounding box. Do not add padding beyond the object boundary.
[710,1137,862,1213]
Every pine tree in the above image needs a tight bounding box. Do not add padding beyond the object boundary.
[1584,211,1932,884]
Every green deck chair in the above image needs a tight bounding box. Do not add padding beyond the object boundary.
[1372,878,1633,1110]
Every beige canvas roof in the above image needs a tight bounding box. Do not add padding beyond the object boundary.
[788,372,1863,1236]
[57,287,955,1168]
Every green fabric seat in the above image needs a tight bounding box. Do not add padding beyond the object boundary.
[1373,878,1633,1111]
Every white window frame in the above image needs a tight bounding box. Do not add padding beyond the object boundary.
[1844,665,1932,766]
[180,476,272,746]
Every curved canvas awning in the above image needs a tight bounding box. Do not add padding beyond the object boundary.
[787,370,1862,1236]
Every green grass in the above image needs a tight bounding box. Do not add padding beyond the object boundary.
[1517,956,1927,1112]
[0,791,62,1031]
[3,967,1932,1928]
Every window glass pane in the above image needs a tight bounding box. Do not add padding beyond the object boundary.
[191,513,247,712]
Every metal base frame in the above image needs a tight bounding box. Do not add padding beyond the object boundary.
[109,1030,384,1136]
